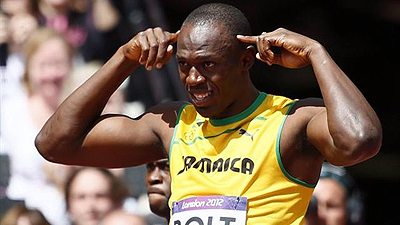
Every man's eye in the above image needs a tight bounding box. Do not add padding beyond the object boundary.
[178,61,188,67]
[161,162,170,171]
[204,61,215,68]
[146,163,155,171]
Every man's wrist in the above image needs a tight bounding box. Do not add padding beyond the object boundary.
[308,42,329,65]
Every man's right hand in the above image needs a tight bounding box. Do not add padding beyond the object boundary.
[123,27,179,71]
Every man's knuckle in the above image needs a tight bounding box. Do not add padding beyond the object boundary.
[150,43,158,48]
[160,39,168,46]
[142,45,149,51]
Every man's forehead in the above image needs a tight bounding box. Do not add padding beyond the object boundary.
[177,23,231,54]
[191,23,221,38]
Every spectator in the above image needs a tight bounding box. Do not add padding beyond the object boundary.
[0,27,74,223]
[0,0,39,99]
[65,167,129,225]
[100,209,146,225]
[0,204,50,225]
[305,162,364,225]
[0,0,39,17]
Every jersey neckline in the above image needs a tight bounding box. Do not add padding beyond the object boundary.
[209,92,267,126]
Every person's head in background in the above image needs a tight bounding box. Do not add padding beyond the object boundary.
[7,13,38,53]
[0,0,39,56]
[65,167,129,225]
[23,27,73,110]
[146,158,171,221]
[100,209,146,225]
[0,204,50,225]
[1,0,39,16]
[306,163,364,225]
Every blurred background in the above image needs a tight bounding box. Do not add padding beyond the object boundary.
[1,0,399,224]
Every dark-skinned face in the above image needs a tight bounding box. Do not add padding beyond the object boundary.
[176,23,249,119]
[146,159,171,219]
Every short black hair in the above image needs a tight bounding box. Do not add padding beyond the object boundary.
[183,3,252,37]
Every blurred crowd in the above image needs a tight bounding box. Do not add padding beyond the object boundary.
[0,0,183,224]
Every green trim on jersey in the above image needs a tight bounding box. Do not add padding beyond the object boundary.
[169,102,190,161]
[209,92,267,126]
[276,101,317,188]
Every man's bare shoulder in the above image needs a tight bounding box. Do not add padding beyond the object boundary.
[293,97,324,110]
[288,98,325,120]
[139,101,190,133]
[141,101,190,154]
[148,101,190,114]
[279,98,326,184]
[284,98,326,139]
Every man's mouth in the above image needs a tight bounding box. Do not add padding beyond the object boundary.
[193,92,212,101]
[147,187,165,196]
[190,91,213,106]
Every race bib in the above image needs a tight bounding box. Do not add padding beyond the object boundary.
[171,196,247,225]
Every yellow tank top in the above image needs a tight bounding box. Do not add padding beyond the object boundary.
[169,92,315,224]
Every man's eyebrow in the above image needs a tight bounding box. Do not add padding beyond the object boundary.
[176,54,216,60]
[196,55,215,60]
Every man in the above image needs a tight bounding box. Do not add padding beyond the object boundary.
[146,159,171,221]
[35,3,382,224]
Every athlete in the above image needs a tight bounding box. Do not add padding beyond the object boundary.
[35,3,382,224]
[146,158,171,221]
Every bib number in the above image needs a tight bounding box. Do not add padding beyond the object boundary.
[171,196,247,225]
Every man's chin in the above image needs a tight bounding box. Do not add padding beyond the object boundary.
[148,193,167,202]
[193,105,219,118]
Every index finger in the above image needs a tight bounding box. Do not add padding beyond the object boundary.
[166,30,180,44]
[236,34,258,44]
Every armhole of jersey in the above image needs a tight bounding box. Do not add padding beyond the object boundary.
[276,100,316,188]
[168,103,189,161]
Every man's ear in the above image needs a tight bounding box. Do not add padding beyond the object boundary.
[242,45,256,70]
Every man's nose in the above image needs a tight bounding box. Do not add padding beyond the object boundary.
[149,168,163,184]
[186,66,205,86]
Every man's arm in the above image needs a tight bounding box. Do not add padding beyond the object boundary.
[305,43,382,165]
[35,28,180,168]
[238,28,382,166]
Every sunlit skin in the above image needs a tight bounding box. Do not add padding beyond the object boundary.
[146,159,171,220]
[312,179,348,225]
[176,23,258,119]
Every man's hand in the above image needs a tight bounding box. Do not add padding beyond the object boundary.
[123,27,179,70]
[237,28,320,68]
